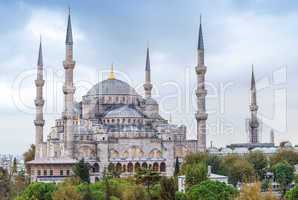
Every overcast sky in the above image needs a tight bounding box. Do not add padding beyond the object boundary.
[0,0,297,155]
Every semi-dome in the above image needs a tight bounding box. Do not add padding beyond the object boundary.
[145,97,158,105]
[87,79,138,96]
[104,105,143,118]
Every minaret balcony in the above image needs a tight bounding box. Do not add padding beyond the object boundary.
[196,89,207,97]
[249,120,259,128]
[195,112,208,120]
[195,65,207,74]
[143,83,152,90]
[34,119,45,126]
[63,85,76,94]
[62,111,75,119]
[63,60,76,69]
[35,79,45,87]
[249,105,258,111]
[34,99,44,106]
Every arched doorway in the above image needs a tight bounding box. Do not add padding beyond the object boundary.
[95,177,99,182]
[116,163,122,173]
[93,163,99,173]
[127,162,133,172]
[122,165,126,172]
[108,163,115,172]
[142,162,148,169]
[153,162,159,171]
[160,162,166,172]
[135,162,141,172]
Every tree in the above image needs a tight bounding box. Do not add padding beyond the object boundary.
[135,169,160,200]
[185,162,207,188]
[187,180,238,200]
[272,161,294,195]
[247,151,268,180]
[270,150,298,166]
[52,181,82,200]
[174,157,180,176]
[11,157,17,175]
[285,184,298,200]
[237,182,277,200]
[160,176,176,200]
[181,153,208,173]
[175,191,187,200]
[0,167,11,200]
[207,155,222,174]
[73,159,90,183]
[16,182,56,200]
[220,155,255,186]
[23,144,35,174]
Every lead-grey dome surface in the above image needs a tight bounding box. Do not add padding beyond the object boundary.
[104,105,143,118]
[87,79,138,96]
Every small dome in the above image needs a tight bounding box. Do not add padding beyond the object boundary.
[87,79,138,96]
[104,105,143,118]
[145,97,158,105]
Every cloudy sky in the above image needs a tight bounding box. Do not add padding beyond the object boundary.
[0,0,297,155]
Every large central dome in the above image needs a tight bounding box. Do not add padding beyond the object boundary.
[87,79,138,96]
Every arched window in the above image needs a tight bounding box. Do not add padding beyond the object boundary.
[128,162,133,172]
[160,162,166,172]
[93,163,99,173]
[108,163,115,172]
[122,165,126,172]
[153,163,159,171]
[135,162,141,172]
[142,162,148,169]
[116,163,122,172]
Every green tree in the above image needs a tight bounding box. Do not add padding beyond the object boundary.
[0,167,11,200]
[16,182,56,200]
[270,150,298,166]
[73,159,90,183]
[207,155,222,174]
[11,157,17,175]
[181,153,208,173]
[247,151,268,180]
[285,184,298,200]
[174,157,180,176]
[187,180,238,200]
[272,161,294,195]
[185,162,207,188]
[52,181,82,200]
[135,169,160,200]
[175,191,187,200]
[220,155,255,186]
[23,144,35,175]
[160,176,176,200]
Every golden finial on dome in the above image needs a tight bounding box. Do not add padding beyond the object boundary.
[108,63,116,80]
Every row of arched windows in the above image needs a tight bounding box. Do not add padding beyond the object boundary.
[108,162,166,173]
[103,118,143,124]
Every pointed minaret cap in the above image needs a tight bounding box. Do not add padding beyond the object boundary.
[65,7,73,45]
[198,15,204,50]
[38,36,43,66]
[108,64,116,80]
[146,46,150,71]
[251,65,256,90]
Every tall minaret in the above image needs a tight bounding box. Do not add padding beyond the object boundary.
[249,66,259,144]
[195,16,208,151]
[34,38,45,159]
[270,129,275,145]
[63,10,76,158]
[143,47,152,98]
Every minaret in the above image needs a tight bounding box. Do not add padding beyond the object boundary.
[195,16,208,151]
[270,129,275,145]
[63,10,76,158]
[249,66,259,144]
[143,47,152,98]
[34,38,45,159]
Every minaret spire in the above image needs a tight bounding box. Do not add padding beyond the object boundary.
[249,65,259,144]
[65,8,73,45]
[34,37,45,159]
[108,63,116,80]
[195,15,208,151]
[198,14,204,50]
[144,45,153,98]
[63,9,76,158]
